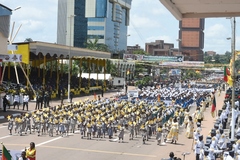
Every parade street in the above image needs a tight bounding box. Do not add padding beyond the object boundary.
[0,87,225,160]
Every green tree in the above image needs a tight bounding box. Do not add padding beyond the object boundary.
[24,38,33,42]
[134,63,146,78]
[84,38,109,52]
[133,50,148,55]
[106,59,117,76]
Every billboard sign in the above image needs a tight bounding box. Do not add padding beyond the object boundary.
[123,54,183,62]
[0,54,22,62]
[159,61,204,68]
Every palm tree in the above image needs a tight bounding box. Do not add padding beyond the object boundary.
[84,38,109,52]
[85,38,98,50]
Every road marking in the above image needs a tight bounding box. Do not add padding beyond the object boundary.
[35,136,63,147]
[0,135,11,140]
[0,126,7,129]
[4,143,156,158]
[40,145,157,158]
[36,131,80,147]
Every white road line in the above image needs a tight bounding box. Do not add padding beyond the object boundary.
[0,135,11,140]
[0,126,7,129]
[36,131,80,147]
[36,137,63,147]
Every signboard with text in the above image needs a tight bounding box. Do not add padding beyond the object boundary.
[159,61,204,68]
[123,54,183,62]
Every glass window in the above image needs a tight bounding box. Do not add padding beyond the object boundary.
[88,35,104,39]
[88,18,105,22]
[96,0,107,17]
[88,26,104,30]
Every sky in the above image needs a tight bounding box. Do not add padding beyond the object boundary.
[1,0,239,54]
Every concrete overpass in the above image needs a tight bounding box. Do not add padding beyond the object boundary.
[159,0,240,20]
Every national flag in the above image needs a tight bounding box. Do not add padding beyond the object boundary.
[211,96,216,118]
[223,66,233,86]
[223,66,230,82]
[2,144,12,160]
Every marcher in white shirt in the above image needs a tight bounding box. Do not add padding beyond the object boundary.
[23,94,29,111]
[13,94,20,109]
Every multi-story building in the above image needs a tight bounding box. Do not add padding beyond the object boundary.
[57,0,132,54]
[179,18,205,61]
[0,4,12,55]
[206,51,216,56]
[145,40,174,56]
[126,44,144,54]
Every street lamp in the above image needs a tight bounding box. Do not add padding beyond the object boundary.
[13,6,21,11]
[230,17,236,141]
[176,39,182,56]
[226,17,236,140]
[68,15,76,103]
[176,39,182,90]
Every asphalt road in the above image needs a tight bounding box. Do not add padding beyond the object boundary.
[0,87,225,160]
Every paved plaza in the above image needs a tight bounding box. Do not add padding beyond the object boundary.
[0,87,225,160]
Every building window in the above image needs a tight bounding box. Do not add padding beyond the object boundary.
[88,35,104,39]
[96,0,107,17]
[88,18,105,22]
[88,26,104,30]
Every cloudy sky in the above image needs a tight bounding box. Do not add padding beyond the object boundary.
[1,0,239,54]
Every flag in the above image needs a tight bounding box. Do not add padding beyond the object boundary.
[223,66,233,86]
[211,96,216,118]
[2,144,12,160]
[223,66,230,82]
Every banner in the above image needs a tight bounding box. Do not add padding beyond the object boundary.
[159,61,204,68]
[0,54,22,62]
[123,54,183,62]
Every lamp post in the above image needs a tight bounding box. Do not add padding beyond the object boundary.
[226,17,236,140]
[176,39,182,56]
[176,39,182,90]
[68,15,75,103]
[230,17,236,140]
[13,6,21,11]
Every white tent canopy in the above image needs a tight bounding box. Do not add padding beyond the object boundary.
[78,73,111,80]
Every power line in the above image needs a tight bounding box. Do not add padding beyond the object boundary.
[130,19,145,45]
